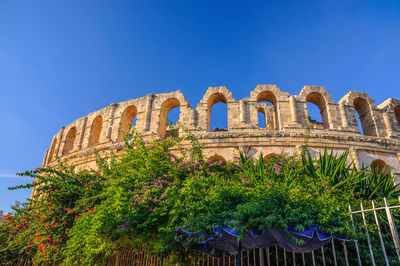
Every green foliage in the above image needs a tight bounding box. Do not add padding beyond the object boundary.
[1,131,399,265]
[0,161,108,264]
[302,148,400,199]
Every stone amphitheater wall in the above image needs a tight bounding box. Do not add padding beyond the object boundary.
[41,85,400,177]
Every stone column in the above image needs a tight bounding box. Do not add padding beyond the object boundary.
[339,102,349,128]
[107,103,118,141]
[42,150,49,167]
[349,148,361,170]
[78,117,88,149]
[239,100,245,124]
[144,94,153,131]
[289,96,300,127]
[383,112,395,138]
[55,127,65,157]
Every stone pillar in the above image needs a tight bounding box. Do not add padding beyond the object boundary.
[289,96,301,127]
[78,117,88,149]
[349,148,361,170]
[339,102,349,128]
[383,112,396,138]
[239,100,245,124]
[107,103,118,141]
[144,94,153,131]
[55,127,65,157]
[42,150,49,167]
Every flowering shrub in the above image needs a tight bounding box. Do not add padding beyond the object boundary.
[1,130,398,264]
[0,162,108,264]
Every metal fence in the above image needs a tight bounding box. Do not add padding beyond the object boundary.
[9,198,400,265]
[194,197,400,266]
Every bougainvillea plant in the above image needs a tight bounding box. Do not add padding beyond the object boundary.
[0,161,108,264]
[1,129,398,265]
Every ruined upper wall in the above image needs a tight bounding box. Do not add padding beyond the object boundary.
[42,85,400,171]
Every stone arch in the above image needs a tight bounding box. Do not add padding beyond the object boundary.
[118,105,137,142]
[263,153,279,162]
[200,86,235,104]
[339,91,377,136]
[354,97,377,136]
[250,84,289,101]
[158,98,181,137]
[257,107,266,128]
[62,127,77,155]
[207,155,227,165]
[371,159,389,173]
[206,93,228,132]
[305,92,330,129]
[299,86,334,129]
[256,91,279,130]
[88,115,102,146]
[250,85,290,130]
[47,138,57,163]
[395,105,400,128]
[196,86,235,131]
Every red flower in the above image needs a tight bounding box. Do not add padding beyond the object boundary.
[90,180,94,183]
[89,209,93,214]
[84,184,89,188]
[29,244,34,248]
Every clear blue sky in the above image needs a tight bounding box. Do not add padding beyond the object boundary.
[1,0,400,213]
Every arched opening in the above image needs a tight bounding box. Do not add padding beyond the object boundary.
[89,115,102,146]
[371,159,389,173]
[305,92,329,129]
[207,93,228,132]
[263,153,279,162]
[257,107,266,128]
[158,98,180,137]
[118,106,137,142]
[354,97,376,136]
[256,91,279,130]
[395,105,400,128]
[208,155,227,165]
[47,138,57,163]
[63,127,77,155]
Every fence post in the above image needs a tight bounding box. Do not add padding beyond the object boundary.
[371,200,389,266]
[384,197,400,262]
[331,239,337,266]
[348,205,362,266]
[360,202,376,266]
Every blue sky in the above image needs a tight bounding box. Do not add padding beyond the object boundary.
[1,0,400,213]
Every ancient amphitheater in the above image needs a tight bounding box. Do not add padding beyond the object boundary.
[41,85,400,176]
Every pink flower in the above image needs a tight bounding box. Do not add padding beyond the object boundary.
[242,179,245,183]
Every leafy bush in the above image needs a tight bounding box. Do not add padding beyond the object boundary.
[1,131,399,265]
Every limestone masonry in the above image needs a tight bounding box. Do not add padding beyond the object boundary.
[42,85,400,176]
